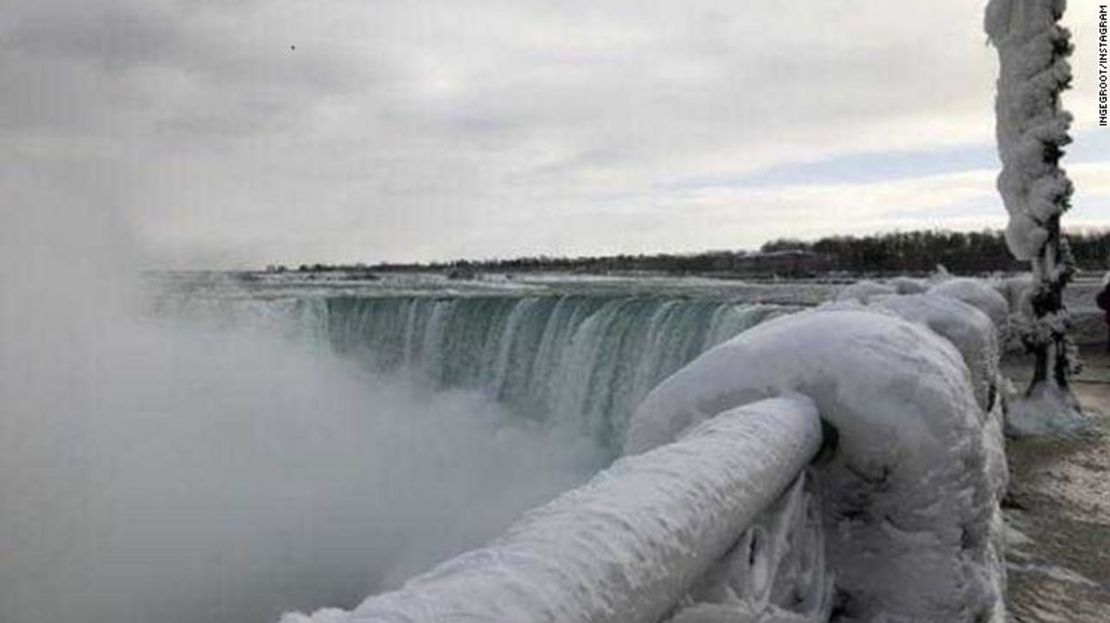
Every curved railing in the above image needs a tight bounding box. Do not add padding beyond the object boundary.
[283,397,824,623]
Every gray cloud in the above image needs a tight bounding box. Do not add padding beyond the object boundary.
[2,0,1106,267]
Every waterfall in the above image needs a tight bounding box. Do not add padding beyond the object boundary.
[152,287,787,455]
[321,295,783,454]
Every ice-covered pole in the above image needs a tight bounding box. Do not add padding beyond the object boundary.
[986,0,1080,406]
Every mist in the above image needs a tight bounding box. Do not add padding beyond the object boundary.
[0,197,599,622]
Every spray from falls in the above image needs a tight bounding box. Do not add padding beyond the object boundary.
[5,243,787,623]
[1,201,620,623]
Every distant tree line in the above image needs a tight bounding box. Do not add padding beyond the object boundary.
[760,229,1110,274]
[265,229,1110,278]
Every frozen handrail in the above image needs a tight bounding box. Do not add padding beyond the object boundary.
[626,307,1007,621]
[282,396,822,623]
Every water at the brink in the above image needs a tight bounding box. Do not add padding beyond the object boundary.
[164,291,787,456]
[324,296,782,454]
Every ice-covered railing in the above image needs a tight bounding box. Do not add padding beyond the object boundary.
[285,280,1010,623]
[284,396,825,623]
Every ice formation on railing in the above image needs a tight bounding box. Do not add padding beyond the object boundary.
[926,278,1011,329]
[666,475,831,623]
[873,294,1001,413]
[870,293,1009,501]
[626,307,1007,622]
[833,280,897,304]
[283,396,822,623]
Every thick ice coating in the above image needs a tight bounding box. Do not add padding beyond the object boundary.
[283,396,821,623]
[992,274,1034,320]
[871,294,1009,496]
[873,294,1000,414]
[626,309,1006,622]
[887,276,929,295]
[927,277,1011,329]
[834,280,896,304]
[667,474,832,623]
[985,0,1073,261]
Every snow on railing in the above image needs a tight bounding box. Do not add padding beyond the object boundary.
[627,303,1007,622]
[282,396,823,623]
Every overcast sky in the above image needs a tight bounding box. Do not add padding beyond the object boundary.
[3,0,1109,268]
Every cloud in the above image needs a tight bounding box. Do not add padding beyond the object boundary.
[2,0,1108,267]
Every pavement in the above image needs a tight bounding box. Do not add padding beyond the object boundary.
[1003,347,1110,622]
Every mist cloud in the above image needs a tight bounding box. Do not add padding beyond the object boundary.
[0,203,598,623]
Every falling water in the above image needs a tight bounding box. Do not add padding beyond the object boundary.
[320,295,783,454]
